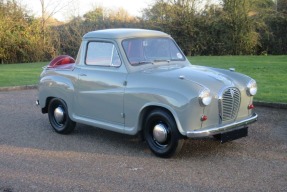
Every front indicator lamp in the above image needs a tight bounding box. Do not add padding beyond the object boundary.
[248,104,254,110]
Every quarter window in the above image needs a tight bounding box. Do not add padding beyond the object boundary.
[86,42,121,67]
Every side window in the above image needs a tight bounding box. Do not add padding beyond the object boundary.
[86,42,121,67]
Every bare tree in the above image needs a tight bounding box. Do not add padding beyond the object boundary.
[38,0,75,57]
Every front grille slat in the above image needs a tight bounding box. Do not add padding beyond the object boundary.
[220,88,241,122]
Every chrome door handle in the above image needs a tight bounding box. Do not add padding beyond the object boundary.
[79,74,87,76]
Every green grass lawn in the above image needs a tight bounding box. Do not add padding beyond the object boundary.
[0,62,47,87]
[0,55,286,103]
[188,55,287,103]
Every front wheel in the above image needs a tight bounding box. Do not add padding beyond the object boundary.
[48,98,76,134]
[144,109,184,158]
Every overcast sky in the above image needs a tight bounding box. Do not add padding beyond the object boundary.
[20,0,155,21]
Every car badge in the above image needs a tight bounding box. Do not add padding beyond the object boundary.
[230,89,234,98]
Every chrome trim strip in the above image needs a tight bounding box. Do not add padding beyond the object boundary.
[218,98,223,124]
[187,113,258,138]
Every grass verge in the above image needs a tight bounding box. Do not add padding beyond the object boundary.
[0,55,286,103]
[0,62,47,87]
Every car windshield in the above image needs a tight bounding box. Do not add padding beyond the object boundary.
[122,37,185,66]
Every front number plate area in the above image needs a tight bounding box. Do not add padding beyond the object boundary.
[218,127,248,143]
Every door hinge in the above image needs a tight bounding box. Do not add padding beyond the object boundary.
[123,81,127,86]
[121,113,125,118]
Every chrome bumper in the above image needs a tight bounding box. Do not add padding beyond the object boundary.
[187,113,258,138]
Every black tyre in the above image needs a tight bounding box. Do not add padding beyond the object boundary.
[48,98,76,134]
[144,109,184,158]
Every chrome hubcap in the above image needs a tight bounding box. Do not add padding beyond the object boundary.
[153,123,168,143]
[54,106,64,124]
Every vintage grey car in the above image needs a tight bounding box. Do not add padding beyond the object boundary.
[37,28,258,157]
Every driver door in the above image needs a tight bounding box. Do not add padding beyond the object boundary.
[75,41,127,128]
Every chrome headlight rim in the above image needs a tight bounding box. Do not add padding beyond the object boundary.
[199,88,212,106]
[247,79,257,96]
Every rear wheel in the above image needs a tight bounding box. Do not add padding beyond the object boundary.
[144,109,184,158]
[48,98,76,134]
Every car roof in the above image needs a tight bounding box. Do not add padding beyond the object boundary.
[83,28,170,40]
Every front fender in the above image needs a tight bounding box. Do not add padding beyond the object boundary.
[139,102,187,135]
[123,86,203,136]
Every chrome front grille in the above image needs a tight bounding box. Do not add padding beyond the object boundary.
[220,88,241,122]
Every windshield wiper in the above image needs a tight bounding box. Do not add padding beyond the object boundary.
[131,61,154,66]
[170,58,184,61]
[153,59,171,63]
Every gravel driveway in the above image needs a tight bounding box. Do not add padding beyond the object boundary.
[0,90,286,192]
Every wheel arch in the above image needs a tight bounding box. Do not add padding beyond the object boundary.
[138,104,185,139]
[41,96,55,114]
[41,96,71,116]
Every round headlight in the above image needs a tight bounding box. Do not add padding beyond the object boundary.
[199,89,212,106]
[247,80,257,96]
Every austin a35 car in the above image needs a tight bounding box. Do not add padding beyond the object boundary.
[37,29,258,157]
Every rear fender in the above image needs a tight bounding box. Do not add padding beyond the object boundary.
[38,75,75,115]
